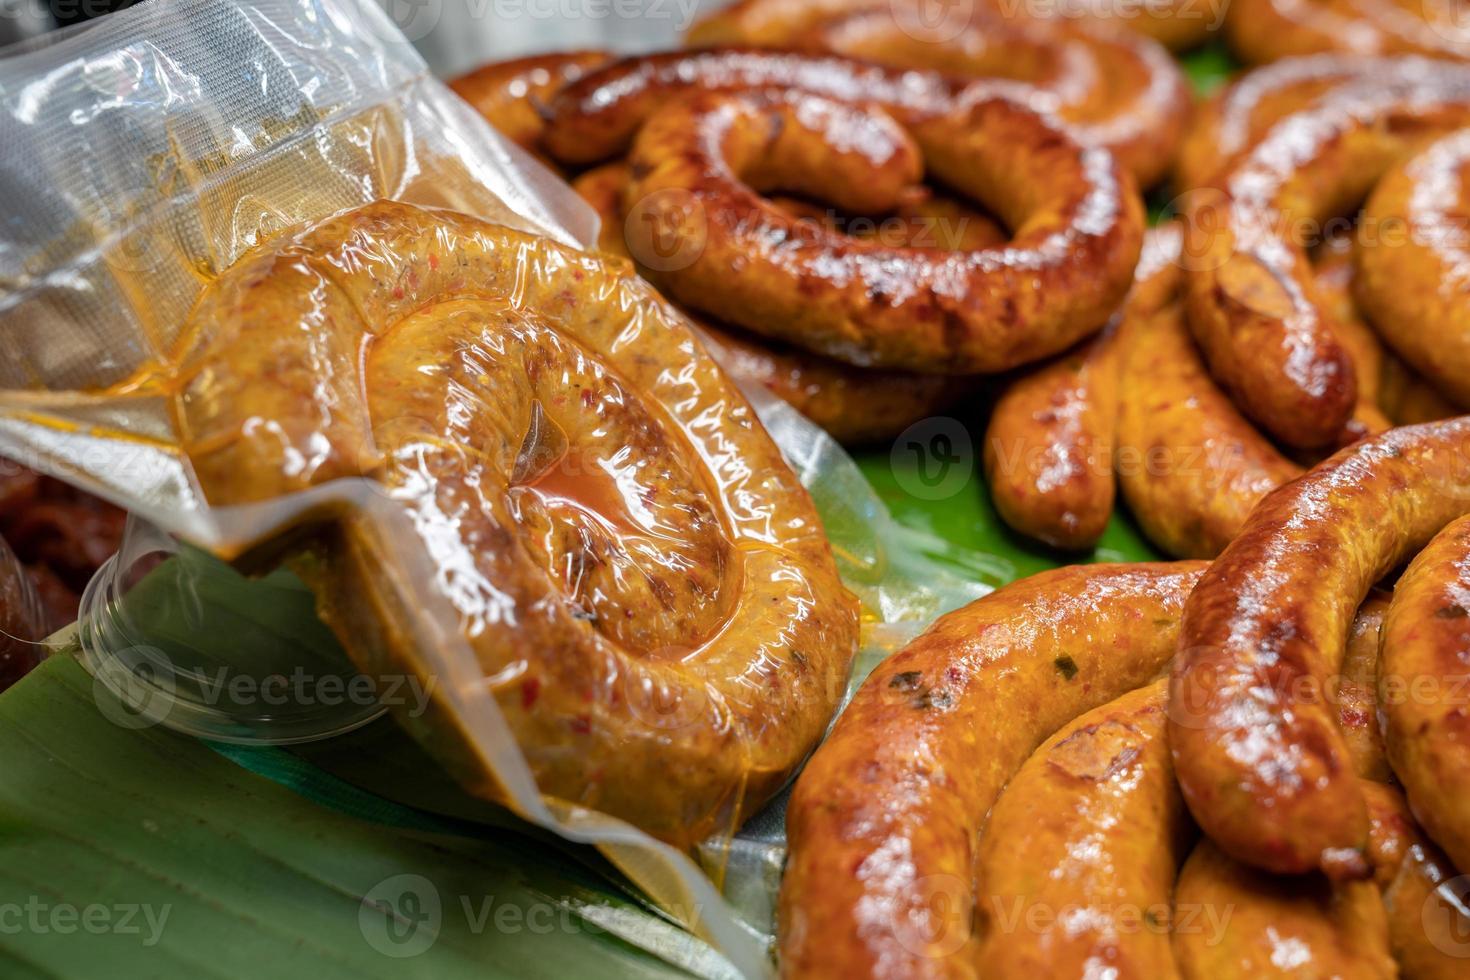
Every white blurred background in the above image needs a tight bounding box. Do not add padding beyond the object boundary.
[0,0,726,78]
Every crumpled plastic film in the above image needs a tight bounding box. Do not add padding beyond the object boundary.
[0,2,991,976]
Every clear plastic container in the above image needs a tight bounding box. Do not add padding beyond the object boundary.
[77,515,384,744]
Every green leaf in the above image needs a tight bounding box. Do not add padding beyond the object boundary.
[0,656,730,980]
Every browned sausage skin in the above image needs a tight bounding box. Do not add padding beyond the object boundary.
[781,561,1206,979]
[1357,128,1470,410]
[619,83,1141,374]
[174,201,858,849]
[974,679,1192,979]
[1225,0,1470,65]
[573,161,984,444]
[1339,591,1392,783]
[1362,780,1470,979]
[1115,302,1303,559]
[983,225,1180,550]
[1175,55,1458,192]
[689,0,1217,53]
[688,0,1190,188]
[1180,66,1470,450]
[542,49,963,166]
[1171,418,1470,880]
[448,51,611,162]
[1381,513,1470,875]
[1171,839,1395,979]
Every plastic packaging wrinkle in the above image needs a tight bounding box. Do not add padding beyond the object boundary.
[0,1,990,975]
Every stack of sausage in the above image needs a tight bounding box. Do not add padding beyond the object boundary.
[451,3,1470,560]
[992,52,1470,553]
[434,2,1470,976]
[784,417,1470,978]
[450,0,1192,443]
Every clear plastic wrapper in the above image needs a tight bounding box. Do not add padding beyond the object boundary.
[0,0,989,972]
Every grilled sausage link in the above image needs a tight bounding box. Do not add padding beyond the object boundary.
[1171,418,1470,879]
[1381,512,1470,875]
[689,0,1216,53]
[573,160,984,443]
[1362,780,1470,979]
[174,200,858,848]
[1116,301,1303,559]
[1171,839,1396,979]
[1180,65,1470,449]
[974,679,1192,978]
[688,0,1190,187]
[984,225,1181,550]
[1225,0,1470,65]
[620,83,1141,373]
[449,51,611,162]
[781,561,1206,979]
[1357,128,1470,410]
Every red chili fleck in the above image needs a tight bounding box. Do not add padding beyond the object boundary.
[428,253,439,270]
[392,285,405,300]
[521,676,541,709]
[571,715,591,735]
[581,388,595,409]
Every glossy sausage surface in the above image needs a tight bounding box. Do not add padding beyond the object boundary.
[621,82,1142,373]
[974,679,1191,979]
[1171,417,1470,878]
[984,225,1181,550]
[1357,128,1470,410]
[781,561,1206,978]
[1171,839,1395,979]
[1381,512,1470,874]
[175,201,858,848]
[1181,67,1470,448]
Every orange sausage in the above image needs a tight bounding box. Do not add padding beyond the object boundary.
[1381,512,1470,875]
[620,83,1142,373]
[974,679,1191,978]
[448,51,610,162]
[1357,128,1470,410]
[1171,418,1470,879]
[1310,236,1395,440]
[983,226,1181,550]
[689,0,1217,53]
[543,49,962,166]
[1180,69,1470,449]
[1225,0,1470,65]
[1171,839,1396,979]
[573,161,982,444]
[1339,591,1393,784]
[1362,780,1470,979]
[689,0,1190,187]
[1175,54,1456,192]
[174,201,858,848]
[780,561,1206,978]
[1115,302,1303,559]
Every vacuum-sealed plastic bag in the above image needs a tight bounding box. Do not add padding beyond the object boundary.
[0,1,989,973]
